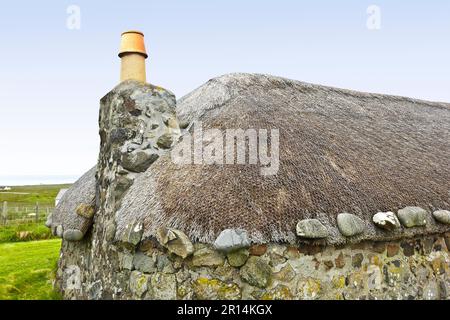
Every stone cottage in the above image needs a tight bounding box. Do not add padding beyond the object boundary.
[47,31,450,300]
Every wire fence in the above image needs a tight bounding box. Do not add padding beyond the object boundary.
[1,201,53,226]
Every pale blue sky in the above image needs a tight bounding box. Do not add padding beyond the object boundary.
[0,1,449,184]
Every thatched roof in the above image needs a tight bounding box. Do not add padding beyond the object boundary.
[116,73,450,245]
[53,73,450,245]
[50,166,96,234]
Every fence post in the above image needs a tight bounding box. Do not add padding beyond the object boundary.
[2,201,7,225]
[35,202,39,222]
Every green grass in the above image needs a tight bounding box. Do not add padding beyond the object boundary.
[0,223,56,243]
[0,239,62,300]
[0,184,72,207]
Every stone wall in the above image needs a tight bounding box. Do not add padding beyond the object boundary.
[56,232,450,300]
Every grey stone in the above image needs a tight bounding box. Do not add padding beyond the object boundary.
[192,248,225,267]
[372,211,401,230]
[123,222,143,245]
[227,248,249,267]
[397,207,427,228]
[432,210,450,225]
[63,229,84,241]
[156,254,174,273]
[148,273,177,300]
[119,252,134,270]
[129,271,149,298]
[240,256,272,288]
[214,229,250,252]
[133,252,156,273]
[114,175,134,200]
[121,149,159,173]
[56,225,64,238]
[156,227,194,259]
[337,213,365,237]
[296,219,328,239]
[156,133,174,149]
[105,221,116,242]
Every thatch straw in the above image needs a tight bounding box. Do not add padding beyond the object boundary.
[115,73,450,245]
[50,166,96,235]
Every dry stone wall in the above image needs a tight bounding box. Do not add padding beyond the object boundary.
[56,232,450,300]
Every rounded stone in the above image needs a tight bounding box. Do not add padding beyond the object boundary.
[121,149,159,173]
[373,211,401,230]
[397,206,427,228]
[337,213,365,237]
[214,229,250,252]
[63,229,84,241]
[296,219,328,239]
[432,210,450,225]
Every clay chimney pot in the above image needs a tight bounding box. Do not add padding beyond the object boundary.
[119,30,148,83]
[119,30,148,58]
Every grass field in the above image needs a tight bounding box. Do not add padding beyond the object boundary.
[0,223,55,243]
[0,184,72,207]
[0,239,62,300]
[0,184,68,300]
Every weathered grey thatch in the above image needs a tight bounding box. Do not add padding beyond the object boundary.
[53,73,450,245]
[115,73,450,245]
[49,166,96,234]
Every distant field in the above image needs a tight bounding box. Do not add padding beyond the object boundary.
[0,239,62,300]
[0,223,55,243]
[0,184,72,207]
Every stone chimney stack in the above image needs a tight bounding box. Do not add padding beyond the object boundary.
[70,31,182,298]
[119,31,148,83]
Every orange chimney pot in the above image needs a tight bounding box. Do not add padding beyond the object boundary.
[119,30,148,83]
